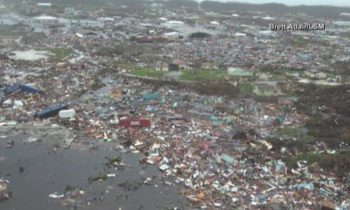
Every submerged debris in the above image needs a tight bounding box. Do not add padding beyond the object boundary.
[0,179,12,202]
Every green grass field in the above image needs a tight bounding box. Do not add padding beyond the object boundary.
[36,48,73,60]
[130,69,228,81]
[180,69,227,81]
[130,68,163,79]
[49,48,73,60]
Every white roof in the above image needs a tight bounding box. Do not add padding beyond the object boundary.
[99,17,114,21]
[262,16,274,20]
[164,32,179,35]
[235,32,246,37]
[259,30,273,35]
[34,15,58,20]
[37,3,52,6]
[165,20,185,25]
[164,32,182,36]
[75,33,83,38]
[163,20,215,36]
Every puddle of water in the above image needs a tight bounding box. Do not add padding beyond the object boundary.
[0,135,186,210]
[8,50,53,61]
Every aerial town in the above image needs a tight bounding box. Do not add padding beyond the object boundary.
[0,0,350,209]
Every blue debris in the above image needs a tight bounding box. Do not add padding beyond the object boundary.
[4,84,43,95]
[4,85,19,95]
[19,85,43,94]
[35,103,68,119]
[257,194,267,203]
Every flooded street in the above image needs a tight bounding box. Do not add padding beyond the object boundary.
[0,134,186,210]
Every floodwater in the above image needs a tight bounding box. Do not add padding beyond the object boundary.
[0,135,186,210]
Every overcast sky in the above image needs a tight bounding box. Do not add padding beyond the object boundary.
[196,0,350,7]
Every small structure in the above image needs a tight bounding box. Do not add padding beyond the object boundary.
[335,75,342,83]
[278,97,297,108]
[210,21,220,25]
[163,32,185,40]
[305,71,327,79]
[75,33,84,39]
[155,61,168,71]
[234,32,247,37]
[189,32,211,39]
[257,72,269,81]
[315,72,327,79]
[168,63,179,71]
[33,15,58,25]
[37,3,52,7]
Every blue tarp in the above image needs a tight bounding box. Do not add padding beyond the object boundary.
[19,85,43,94]
[35,103,68,119]
[4,85,19,95]
[4,84,43,95]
